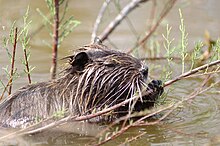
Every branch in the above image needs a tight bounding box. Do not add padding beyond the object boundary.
[139,56,181,61]
[139,0,177,46]
[23,47,32,84]
[91,0,112,43]
[164,59,220,87]
[0,78,12,100]
[99,0,150,42]
[127,0,177,53]
[8,27,18,95]
[51,0,59,79]
[119,132,146,145]
[147,0,157,31]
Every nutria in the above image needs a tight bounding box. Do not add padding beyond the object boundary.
[0,42,163,128]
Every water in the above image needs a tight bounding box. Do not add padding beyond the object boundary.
[0,0,220,145]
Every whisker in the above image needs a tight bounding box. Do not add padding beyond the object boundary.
[99,81,131,108]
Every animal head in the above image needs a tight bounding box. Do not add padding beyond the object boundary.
[64,44,149,115]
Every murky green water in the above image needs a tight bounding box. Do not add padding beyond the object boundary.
[0,0,220,145]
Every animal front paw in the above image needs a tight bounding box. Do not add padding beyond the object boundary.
[147,80,164,96]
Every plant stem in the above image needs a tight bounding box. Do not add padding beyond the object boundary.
[8,27,18,95]
[99,0,150,41]
[164,59,220,87]
[0,80,10,100]
[51,0,59,79]
[23,48,32,84]
[139,0,176,46]
[91,0,112,43]
[179,9,188,74]
[127,0,177,54]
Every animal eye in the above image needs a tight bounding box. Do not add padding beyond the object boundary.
[103,59,117,67]
[104,63,115,67]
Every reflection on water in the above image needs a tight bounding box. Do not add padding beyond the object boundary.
[0,122,103,145]
[0,0,220,145]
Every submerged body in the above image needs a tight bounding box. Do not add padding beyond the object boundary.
[0,43,163,128]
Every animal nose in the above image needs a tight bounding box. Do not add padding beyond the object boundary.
[141,66,148,78]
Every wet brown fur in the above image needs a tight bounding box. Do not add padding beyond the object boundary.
[0,43,163,128]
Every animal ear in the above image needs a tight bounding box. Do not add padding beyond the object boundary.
[71,52,90,72]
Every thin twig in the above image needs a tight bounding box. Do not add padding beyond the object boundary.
[148,0,157,31]
[23,47,32,84]
[91,0,112,43]
[140,56,181,61]
[114,1,139,39]
[184,70,220,78]
[118,132,146,146]
[164,59,220,87]
[51,0,59,79]
[127,0,177,53]
[0,79,11,100]
[99,0,150,42]
[166,126,206,138]
[0,80,8,99]
[139,0,176,45]
[8,27,18,95]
